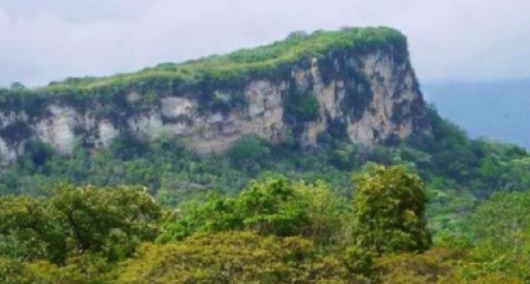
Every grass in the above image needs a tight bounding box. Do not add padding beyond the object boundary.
[42,26,407,93]
[0,26,408,116]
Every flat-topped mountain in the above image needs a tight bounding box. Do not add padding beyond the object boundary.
[0,27,428,164]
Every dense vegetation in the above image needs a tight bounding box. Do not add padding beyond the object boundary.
[0,105,529,282]
[1,164,529,283]
[45,27,406,93]
[1,26,529,282]
[0,27,406,118]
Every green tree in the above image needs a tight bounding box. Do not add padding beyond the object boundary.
[229,135,270,172]
[469,191,530,280]
[352,164,431,255]
[51,184,162,262]
[0,257,57,284]
[283,88,320,124]
[0,184,162,264]
[373,248,461,283]
[159,177,310,241]
[0,196,65,263]
[117,231,351,283]
[294,180,347,247]
[157,193,241,242]
[235,177,309,236]
[9,82,26,90]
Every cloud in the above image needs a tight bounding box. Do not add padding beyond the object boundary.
[0,0,528,87]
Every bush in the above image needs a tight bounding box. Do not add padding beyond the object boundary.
[158,176,351,245]
[228,135,270,172]
[0,185,162,264]
[283,88,320,124]
[352,164,431,255]
[117,231,351,283]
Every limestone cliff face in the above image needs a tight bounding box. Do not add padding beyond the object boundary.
[0,29,428,165]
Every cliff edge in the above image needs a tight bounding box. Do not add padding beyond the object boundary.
[0,27,428,164]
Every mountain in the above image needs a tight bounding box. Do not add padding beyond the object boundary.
[0,27,428,165]
[2,27,530,283]
[424,79,530,149]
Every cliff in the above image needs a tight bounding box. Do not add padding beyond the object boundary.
[0,27,428,165]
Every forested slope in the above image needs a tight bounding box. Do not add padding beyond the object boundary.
[1,27,529,283]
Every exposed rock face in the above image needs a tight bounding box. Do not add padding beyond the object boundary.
[0,43,427,165]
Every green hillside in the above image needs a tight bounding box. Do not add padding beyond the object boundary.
[1,27,529,282]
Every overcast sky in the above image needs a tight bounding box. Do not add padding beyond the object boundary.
[0,0,529,87]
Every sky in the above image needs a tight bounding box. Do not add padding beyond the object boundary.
[0,0,529,87]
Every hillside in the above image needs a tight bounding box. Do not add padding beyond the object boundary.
[425,79,530,149]
[1,27,530,282]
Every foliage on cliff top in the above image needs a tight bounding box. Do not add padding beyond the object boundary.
[0,27,405,97]
[45,27,405,92]
[0,26,407,119]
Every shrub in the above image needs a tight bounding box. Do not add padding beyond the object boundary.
[117,231,351,283]
[352,164,431,255]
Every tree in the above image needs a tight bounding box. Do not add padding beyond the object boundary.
[157,193,241,242]
[9,82,26,90]
[51,184,162,262]
[228,135,270,172]
[0,257,57,284]
[235,177,309,236]
[117,231,351,283]
[283,88,320,124]
[469,191,530,279]
[0,184,162,264]
[285,30,309,40]
[352,164,431,255]
[159,177,310,241]
[294,180,347,247]
[373,248,460,283]
[0,196,65,263]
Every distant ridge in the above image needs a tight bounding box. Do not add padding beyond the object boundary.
[424,78,530,149]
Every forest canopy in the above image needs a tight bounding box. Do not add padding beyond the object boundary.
[1,164,528,283]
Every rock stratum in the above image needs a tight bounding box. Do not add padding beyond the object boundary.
[0,27,428,165]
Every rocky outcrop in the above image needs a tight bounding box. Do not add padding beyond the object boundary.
[0,30,428,165]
